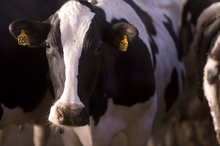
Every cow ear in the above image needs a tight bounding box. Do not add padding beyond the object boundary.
[106,22,139,51]
[9,18,50,47]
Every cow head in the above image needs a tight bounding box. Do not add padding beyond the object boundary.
[9,0,138,127]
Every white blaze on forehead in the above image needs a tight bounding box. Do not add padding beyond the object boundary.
[57,1,95,105]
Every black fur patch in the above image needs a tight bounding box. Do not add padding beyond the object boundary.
[163,14,182,61]
[165,68,179,112]
[88,14,156,125]
[0,39,48,112]
[181,0,217,26]
[108,19,155,107]
[47,13,63,55]
[46,13,66,101]
[207,68,219,85]
[181,70,185,87]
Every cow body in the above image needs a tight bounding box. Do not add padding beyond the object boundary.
[9,0,185,145]
[0,0,66,145]
[181,0,220,144]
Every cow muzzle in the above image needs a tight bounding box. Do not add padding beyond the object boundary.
[49,103,89,127]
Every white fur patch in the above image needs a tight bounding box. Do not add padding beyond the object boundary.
[57,1,95,106]
[204,57,220,131]
[204,35,220,132]
[204,58,219,100]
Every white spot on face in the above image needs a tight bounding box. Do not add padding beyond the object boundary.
[57,1,95,106]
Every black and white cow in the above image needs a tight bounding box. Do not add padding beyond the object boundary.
[180,0,218,56]
[0,0,66,146]
[181,0,220,145]
[9,0,185,145]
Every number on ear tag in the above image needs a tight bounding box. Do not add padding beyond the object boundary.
[119,35,128,52]
[17,29,30,46]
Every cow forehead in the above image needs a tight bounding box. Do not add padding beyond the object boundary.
[56,1,95,104]
[58,1,95,47]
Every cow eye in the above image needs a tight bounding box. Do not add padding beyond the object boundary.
[46,43,50,48]
[45,43,51,51]
[96,43,102,51]
[94,43,103,55]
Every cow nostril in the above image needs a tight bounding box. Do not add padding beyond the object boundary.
[57,107,64,121]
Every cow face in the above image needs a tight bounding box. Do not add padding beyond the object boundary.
[9,0,138,127]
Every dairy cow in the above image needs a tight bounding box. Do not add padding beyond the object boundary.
[9,0,185,145]
[0,0,66,146]
[181,0,220,145]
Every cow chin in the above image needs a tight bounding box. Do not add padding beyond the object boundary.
[48,103,89,127]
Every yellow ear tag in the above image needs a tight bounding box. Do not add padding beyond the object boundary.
[17,29,30,46]
[119,35,128,52]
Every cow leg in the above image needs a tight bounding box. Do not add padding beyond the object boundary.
[94,97,156,146]
[73,125,92,146]
[0,127,7,145]
[92,100,128,146]
[125,102,157,146]
[93,121,124,146]
[61,129,83,146]
[33,124,49,146]
[32,89,53,146]
[111,132,128,146]
[61,126,93,146]
[125,124,150,146]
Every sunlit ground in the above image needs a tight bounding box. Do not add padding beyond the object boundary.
[1,124,64,146]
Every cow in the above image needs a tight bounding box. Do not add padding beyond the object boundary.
[180,0,218,56]
[9,0,185,145]
[181,0,220,145]
[0,0,66,146]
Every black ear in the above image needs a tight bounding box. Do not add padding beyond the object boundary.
[106,22,139,51]
[9,18,50,47]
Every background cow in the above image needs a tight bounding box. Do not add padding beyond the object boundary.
[0,0,66,145]
[180,0,220,145]
[9,0,185,145]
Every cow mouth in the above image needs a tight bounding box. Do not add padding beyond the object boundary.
[56,106,89,126]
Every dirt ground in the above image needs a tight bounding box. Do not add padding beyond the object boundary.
[1,124,64,146]
[1,116,219,146]
[163,115,219,146]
